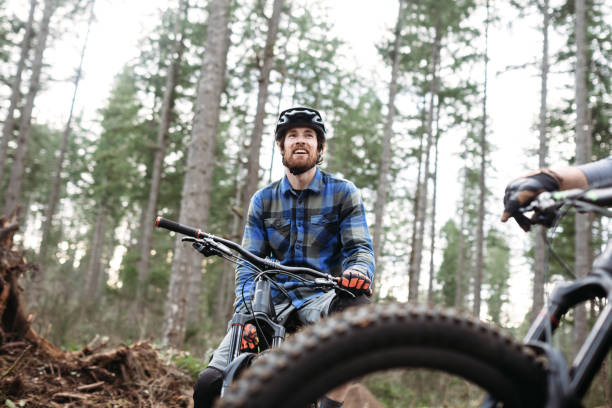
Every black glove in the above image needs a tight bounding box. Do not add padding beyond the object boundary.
[501,170,560,231]
[338,270,371,296]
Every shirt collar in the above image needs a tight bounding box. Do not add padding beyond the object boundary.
[281,167,323,196]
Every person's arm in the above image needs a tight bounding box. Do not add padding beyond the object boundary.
[546,166,588,190]
[500,157,612,231]
[233,193,269,311]
[576,157,612,187]
[337,183,375,293]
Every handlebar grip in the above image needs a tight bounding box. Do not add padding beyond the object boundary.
[334,276,373,297]
[155,216,203,238]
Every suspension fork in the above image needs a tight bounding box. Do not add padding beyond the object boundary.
[523,272,612,400]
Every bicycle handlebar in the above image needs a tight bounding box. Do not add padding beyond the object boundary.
[155,216,330,279]
[156,216,203,238]
[520,186,612,226]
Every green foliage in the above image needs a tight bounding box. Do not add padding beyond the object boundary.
[364,372,417,407]
[171,351,208,380]
[436,219,461,306]
[326,89,384,188]
[22,124,63,208]
[484,229,511,324]
[90,67,145,214]
[550,0,612,162]
[0,0,13,83]
[364,369,488,407]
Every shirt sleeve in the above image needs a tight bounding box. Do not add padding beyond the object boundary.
[234,192,269,311]
[338,182,376,280]
[578,157,612,187]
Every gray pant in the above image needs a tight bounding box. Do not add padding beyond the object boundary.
[208,290,337,370]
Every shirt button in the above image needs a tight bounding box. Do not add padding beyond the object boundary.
[295,243,302,250]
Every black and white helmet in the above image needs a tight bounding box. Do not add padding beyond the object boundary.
[275,107,326,141]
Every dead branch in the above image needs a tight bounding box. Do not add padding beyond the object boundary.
[0,223,18,243]
[1,345,31,380]
[76,381,105,392]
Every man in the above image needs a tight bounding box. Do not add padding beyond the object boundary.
[194,106,376,407]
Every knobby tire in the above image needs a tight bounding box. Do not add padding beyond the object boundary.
[217,303,547,408]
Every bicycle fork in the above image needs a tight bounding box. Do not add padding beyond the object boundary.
[523,271,612,405]
[221,278,286,397]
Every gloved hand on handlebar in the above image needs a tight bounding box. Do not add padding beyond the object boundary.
[500,169,561,232]
[338,269,371,296]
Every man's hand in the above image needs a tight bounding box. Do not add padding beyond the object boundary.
[501,170,560,231]
[338,270,371,296]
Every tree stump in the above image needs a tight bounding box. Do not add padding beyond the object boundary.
[0,216,63,359]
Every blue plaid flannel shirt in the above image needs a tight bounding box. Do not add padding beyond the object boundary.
[234,168,375,311]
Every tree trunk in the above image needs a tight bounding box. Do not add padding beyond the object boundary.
[136,0,188,312]
[473,0,490,318]
[372,0,405,296]
[215,176,242,325]
[0,0,37,188]
[3,0,56,217]
[240,0,284,234]
[455,167,468,309]
[407,102,426,298]
[162,0,231,348]
[38,1,95,270]
[83,203,107,303]
[573,0,591,355]
[427,125,440,305]
[532,0,550,322]
[409,8,440,303]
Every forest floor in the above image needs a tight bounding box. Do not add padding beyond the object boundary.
[0,338,193,407]
[0,217,194,407]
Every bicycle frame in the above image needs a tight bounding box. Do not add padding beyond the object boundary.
[523,267,612,404]
[515,189,612,406]
[221,277,287,396]
[154,216,345,399]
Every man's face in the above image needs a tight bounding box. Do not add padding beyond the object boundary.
[278,126,320,172]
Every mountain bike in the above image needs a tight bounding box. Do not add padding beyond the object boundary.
[217,186,612,408]
[154,216,356,398]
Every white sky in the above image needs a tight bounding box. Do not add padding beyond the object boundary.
[5,0,579,326]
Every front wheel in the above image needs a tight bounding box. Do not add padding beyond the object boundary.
[217,303,547,408]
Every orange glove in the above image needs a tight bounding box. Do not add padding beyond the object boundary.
[338,270,371,296]
[240,323,259,352]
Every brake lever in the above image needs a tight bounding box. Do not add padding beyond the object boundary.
[517,192,560,230]
[182,237,222,257]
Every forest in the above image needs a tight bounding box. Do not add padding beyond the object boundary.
[0,0,611,406]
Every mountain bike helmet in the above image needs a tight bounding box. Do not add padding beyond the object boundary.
[275,107,326,141]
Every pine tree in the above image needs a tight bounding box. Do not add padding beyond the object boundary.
[573,0,590,354]
[3,0,57,217]
[135,0,189,317]
[240,0,284,233]
[0,0,37,189]
[372,0,405,296]
[38,0,95,267]
[473,0,490,319]
[162,0,232,348]
[533,0,551,322]
[81,67,144,303]
[484,229,510,325]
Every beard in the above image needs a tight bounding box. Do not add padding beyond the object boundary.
[282,148,319,175]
